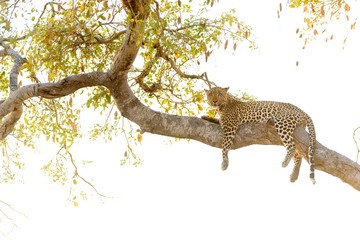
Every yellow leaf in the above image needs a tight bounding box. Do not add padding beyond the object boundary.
[162,99,169,105]
[137,134,143,142]
[207,109,216,118]
[80,3,86,12]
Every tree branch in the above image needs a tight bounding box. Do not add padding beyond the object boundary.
[157,46,208,80]
[109,80,360,191]
[93,31,127,44]
[133,50,162,93]
[0,37,27,140]
[68,151,111,198]
[0,72,108,140]
[109,0,151,78]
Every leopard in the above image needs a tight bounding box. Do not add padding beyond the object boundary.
[203,86,316,184]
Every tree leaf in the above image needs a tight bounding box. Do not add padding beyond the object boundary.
[137,133,143,142]
[224,39,228,50]
[320,5,325,16]
[344,3,350,12]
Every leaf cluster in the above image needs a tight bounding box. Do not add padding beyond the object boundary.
[131,0,255,115]
[282,0,357,49]
[26,0,124,80]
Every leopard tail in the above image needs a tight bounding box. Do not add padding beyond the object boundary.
[306,117,316,184]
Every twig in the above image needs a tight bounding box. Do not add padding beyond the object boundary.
[353,126,360,162]
[67,151,111,198]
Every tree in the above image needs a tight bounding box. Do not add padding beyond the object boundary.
[0,0,359,209]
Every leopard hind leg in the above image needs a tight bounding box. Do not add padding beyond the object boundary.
[274,120,296,168]
[290,151,302,183]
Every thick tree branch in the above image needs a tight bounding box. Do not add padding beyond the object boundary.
[0,72,108,140]
[109,80,360,191]
[0,38,27,140]
[109,0,151,78]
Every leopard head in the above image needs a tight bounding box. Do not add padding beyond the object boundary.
[205,87,230,107]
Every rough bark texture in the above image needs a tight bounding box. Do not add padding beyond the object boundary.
[1,0,359,191]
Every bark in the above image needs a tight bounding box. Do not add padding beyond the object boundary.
[0,0,359,191]
[0,38,27,138]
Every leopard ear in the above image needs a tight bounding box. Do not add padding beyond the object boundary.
[224,87,230,91]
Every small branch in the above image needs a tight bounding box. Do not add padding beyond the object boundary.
[34,1,63,26]
[134,50,162,93]
[0,199,27,236]
[0,199,27,219]
[93,30,127,44]
[156,45,215,85]
[164,22,208,33]
[1,35,27,42]
[353,126,360,162]
[158,47,202,79]
[68,151,111,198]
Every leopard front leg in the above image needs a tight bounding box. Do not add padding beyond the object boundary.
[221,125,238,171]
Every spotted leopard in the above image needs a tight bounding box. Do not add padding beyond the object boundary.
[203,87,316,184]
